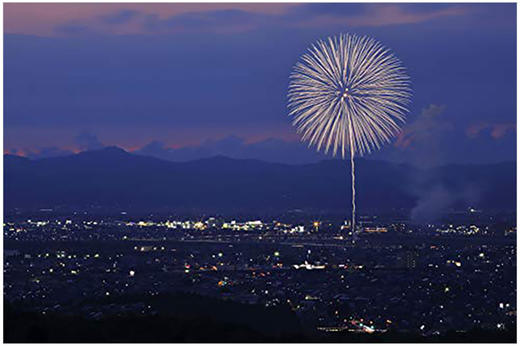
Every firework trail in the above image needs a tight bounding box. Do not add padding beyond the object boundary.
[288,33,411,236]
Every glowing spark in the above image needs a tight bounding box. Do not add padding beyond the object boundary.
[288,33,411,235]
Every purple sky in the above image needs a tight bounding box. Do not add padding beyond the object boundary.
[4,3,516,165]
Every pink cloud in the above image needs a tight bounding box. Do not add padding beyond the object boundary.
[466,122,516,139]
[395,132,416,149]
[466,122,490,138]
[491,123,516,139]
[4,3,297,36]
[4,3,469,37]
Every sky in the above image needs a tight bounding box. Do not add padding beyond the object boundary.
[4,3,517,166]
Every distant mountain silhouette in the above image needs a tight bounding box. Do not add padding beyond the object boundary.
[134,136,330,164]
[4,147,515,217]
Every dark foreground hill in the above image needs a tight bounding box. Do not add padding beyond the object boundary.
[4,294,516,343]
[4,147,515,217]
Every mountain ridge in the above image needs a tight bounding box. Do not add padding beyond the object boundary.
[6,146,516,169]
[4,147,516,218]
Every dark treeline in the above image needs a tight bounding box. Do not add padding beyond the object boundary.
[4,293,516,343]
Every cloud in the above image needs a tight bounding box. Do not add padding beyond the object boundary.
[491,124,516,139]
[101,9,139,25]
[5,146,75,159]
[466,122,515,139]
[4,3,295,36]
[290,3,467,28]
[5,148,23,156]
[395,104,451,150]
[159,9,265,34]
[75,131,104,151]
[138,140,166,156]
[25,147,74,159]
[51,8,274,36]
[391,104,457,168]
[5,3,471,37]
[466,122,489,138]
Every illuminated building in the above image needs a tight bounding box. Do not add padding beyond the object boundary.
[364,227,388,233]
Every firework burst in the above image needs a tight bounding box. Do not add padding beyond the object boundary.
[288,33,411,235]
